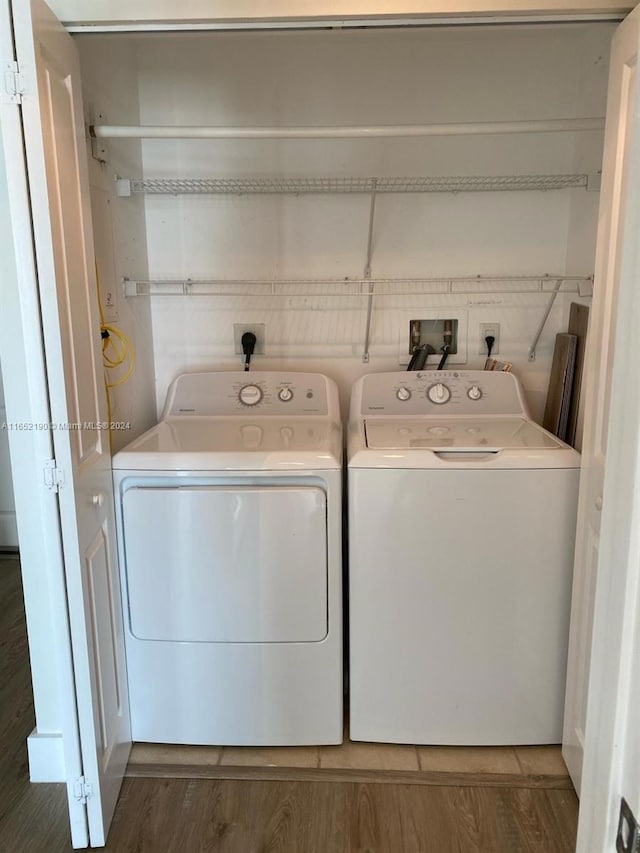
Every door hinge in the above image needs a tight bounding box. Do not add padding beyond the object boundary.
[2,61,26,105]
[73,776,94,805]
[617,798,640,853]
[44,459,65,492]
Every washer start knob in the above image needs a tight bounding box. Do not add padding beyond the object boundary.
[239,384,263,406]
[467,385,483,401]
[427,383,451,405]
[396,387,411,401]
[278,387,294,402]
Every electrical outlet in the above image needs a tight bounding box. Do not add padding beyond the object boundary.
[234,323,265,355]
[479,323,500,356]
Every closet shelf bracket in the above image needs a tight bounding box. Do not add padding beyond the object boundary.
[528,276,593,361]
[362,181,378,363]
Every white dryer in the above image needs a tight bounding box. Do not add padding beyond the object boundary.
[112,371,342,746]
[348,370,580,745]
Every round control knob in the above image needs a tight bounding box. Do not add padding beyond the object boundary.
[396,387,411,402]
[467,385,483,401]
[427,383,451,405]
[238,384,263,406]
[278,387,293,402]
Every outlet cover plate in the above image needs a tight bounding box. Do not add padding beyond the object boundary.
[479,322,500,356]
[234,323,265,355]
[102,285,119,323]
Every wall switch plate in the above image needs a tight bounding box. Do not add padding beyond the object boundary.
[479,323,500,356]
[617,798,640,853]
[234,323,265,355]
[103,286,119,323]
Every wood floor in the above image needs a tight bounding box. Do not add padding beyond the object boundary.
[0,557,579,852]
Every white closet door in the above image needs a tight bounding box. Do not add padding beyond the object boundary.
[562,2,640,798]
[10,0,130,846]
[572,3,640,848]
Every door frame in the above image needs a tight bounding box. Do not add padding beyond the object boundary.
[43,0,631,32]
[2,3,639,850]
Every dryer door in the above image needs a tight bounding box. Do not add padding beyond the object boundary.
[122,485,327,642]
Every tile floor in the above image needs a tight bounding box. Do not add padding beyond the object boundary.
[129,732,569,779]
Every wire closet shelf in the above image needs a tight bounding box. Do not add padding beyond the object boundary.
[123,275,592,298]
[122,274,592,364]
[115,174,598,196]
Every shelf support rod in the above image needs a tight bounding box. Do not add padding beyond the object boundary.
[364,180,377,279]
[529,278,564,361]
[92,118,605,140]
[362,181,378,363]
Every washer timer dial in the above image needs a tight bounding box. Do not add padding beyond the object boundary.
[238,384,263,406]
[427,383,451,405]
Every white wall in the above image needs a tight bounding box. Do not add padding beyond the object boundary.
[76,37,157,451]
[79,24,613,422]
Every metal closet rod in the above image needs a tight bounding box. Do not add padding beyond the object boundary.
[91,118,604,140]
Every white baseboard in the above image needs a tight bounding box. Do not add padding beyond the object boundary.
[27,729,66,782]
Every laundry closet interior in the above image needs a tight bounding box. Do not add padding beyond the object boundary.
[81,21,612,734]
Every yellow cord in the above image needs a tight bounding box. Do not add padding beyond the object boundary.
[103,324,136,388]
[95,263,135,448]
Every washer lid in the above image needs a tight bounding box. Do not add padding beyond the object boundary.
[112,417,342,471]
[365,417,566,452]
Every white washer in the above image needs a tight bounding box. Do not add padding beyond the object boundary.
[348,370,580,745]
[113,371,343,746]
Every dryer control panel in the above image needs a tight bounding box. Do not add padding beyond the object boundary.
[356,370,528,417]
[164,371,331,417]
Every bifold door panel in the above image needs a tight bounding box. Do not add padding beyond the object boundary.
[122,485,327,642]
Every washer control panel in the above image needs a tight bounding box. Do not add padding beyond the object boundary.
[166,372,330,416]
[358,370,526,417]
